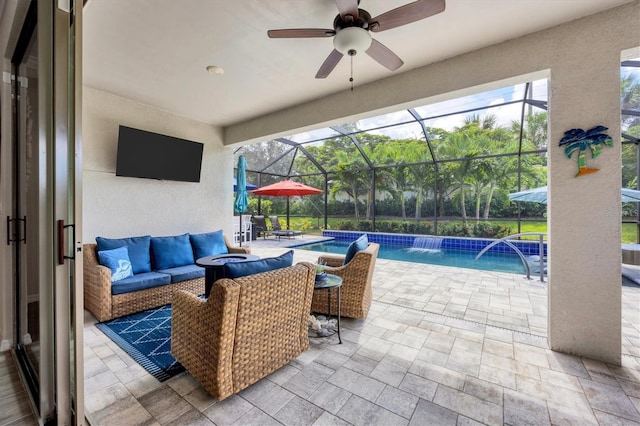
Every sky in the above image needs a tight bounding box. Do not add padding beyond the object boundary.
[283,78,549,143]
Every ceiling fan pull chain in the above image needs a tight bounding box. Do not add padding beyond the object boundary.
[350,54,354,91]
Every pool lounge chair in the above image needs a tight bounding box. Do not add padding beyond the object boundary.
[269,215,302,240]
[251,215,271,239]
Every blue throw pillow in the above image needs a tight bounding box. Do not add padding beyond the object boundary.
[151,234,195,270]
[343,234,368,265]
[96,235,151,274]
[98,246,134,282]
[223,250,294,279]
[190,230,228,260]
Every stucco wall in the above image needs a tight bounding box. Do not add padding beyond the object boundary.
[82,87,232,242]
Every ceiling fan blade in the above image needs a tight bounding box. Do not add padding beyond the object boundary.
[315,49,344,79]
[268,28,335,38]
[369,0,446,32]
[366,39,404,71]
[336,0,359,19]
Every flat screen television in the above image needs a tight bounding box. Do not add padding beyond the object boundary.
[115,125,204,182]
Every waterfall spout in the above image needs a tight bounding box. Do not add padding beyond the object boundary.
[410,237,443,253]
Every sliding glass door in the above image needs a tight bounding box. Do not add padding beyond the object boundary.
[8,0,84,423]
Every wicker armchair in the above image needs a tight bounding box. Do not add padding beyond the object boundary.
[312,243,379,319]
[171,262,316,401]
[83,235,249,322]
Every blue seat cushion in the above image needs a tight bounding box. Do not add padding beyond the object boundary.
[190,230,228,259]
[343,234,368,265]
[96,235,152,274]
[98,246,134,282]
[151,234,195,270]
[156,264,205,283]
[111,271,171,295]
[223,250,294,279]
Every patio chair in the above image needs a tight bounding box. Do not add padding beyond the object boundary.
[269,215,302,239]
[312,242,380,319]
[171,262,316,401]
[251,215,270,239]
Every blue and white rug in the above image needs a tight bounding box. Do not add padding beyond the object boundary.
[96,304,184,381]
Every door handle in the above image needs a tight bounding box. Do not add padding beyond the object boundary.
[7,216,26,245]
[57,220,75,265]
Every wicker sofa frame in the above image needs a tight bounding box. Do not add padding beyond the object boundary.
[171,262,316,401]
[83,236,250,322]
[312,242,380,319]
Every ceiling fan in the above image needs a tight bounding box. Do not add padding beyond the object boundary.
[267,0,446,79]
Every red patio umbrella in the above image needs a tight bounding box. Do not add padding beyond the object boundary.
[251,180,323,229]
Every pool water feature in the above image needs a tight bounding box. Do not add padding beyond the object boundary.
[410,236,444,253]
[296,240,527,274]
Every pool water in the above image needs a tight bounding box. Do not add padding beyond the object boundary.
[296,240,526,274]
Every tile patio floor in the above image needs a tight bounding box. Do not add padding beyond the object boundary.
[83,239,640,425]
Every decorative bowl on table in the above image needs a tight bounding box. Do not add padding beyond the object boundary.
[315,272,327,282]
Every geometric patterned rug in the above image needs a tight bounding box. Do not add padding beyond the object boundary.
[96,303,184,381]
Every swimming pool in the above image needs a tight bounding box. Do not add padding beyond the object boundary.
[295,240,528,274]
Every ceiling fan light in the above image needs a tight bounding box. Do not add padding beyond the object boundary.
[333,27,372,55]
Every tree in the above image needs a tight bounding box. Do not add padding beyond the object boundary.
[436,132,479,223]
[330,150,369,220]
[402,139,436,220]
[375,141,414,218]
[481,140,546,219]
[237,140,291,173]
[621,73,640,130]
[511,111,548,150]
[464,112,498,130]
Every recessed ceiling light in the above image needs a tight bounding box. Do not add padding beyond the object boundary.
[206,65,224,75]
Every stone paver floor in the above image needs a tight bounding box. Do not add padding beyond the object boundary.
[83,242,640,425]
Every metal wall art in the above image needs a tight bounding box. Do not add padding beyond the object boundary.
[559,125,614,177]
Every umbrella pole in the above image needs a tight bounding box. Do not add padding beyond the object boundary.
[286,197,290,230]
[239,213,242,247]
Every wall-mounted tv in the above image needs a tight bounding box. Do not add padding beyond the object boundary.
[115,125,204,183]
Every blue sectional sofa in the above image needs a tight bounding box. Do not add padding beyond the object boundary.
[83,230,250,322]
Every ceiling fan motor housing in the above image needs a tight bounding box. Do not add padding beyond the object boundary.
[333,9,372,31]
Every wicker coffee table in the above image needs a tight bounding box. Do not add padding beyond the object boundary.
[196,254,259,297]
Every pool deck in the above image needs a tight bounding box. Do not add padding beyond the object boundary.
[82,233,640,425]
[245,234,639,359]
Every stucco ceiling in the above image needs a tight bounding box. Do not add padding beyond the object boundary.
[83,0,634,128]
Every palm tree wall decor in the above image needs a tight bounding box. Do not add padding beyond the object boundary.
[559,125,614,177]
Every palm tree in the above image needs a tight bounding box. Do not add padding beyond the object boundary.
[375,140,415,218]
[437,132,478,223]
[560,126,614,177]
[464,113,498,130]
[403,139,436,220]
[621,73,640,130]
[476,135,546,219]
[331,150,369,220]
[511,111,548,150]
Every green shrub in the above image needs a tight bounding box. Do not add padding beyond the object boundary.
[331,218,509,239]
[335,220,356,230]
[295,218,314,232]
[438,222,511,238]
[357,221,373,232]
